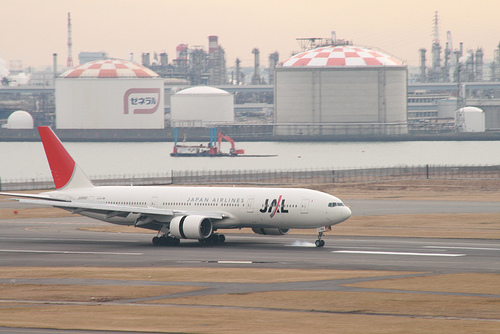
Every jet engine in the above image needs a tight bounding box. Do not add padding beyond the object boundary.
[252,228,290,235]
[169,215,213,239]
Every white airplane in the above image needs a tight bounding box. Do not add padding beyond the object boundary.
[1,126,351,247]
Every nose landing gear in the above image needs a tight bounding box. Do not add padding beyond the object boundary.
[315,231,325,247]
[315,226,331,247]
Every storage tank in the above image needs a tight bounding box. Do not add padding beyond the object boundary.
[56,59,164,129]
[6,110,34,129]
[170,86,234,127]
[455,107,485,132]
[275,44,408,135]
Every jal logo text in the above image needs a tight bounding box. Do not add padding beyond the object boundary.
[259,196,289,218]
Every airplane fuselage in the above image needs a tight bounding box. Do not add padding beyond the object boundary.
[42,186,351,230]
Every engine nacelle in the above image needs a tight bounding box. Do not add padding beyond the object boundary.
[252,228,290,235]
[170,215,213,239]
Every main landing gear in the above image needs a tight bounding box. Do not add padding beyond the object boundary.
[198,233,226,244]
[152,233,226,246]
[315,231,325,248]
[152,235,180,246]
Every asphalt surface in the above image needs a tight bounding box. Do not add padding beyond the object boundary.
[0,213,499,272]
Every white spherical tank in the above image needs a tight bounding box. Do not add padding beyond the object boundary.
[275,45,408,135]
[55,59,164,129]
[7,110,34,129]
[170,86,234,127]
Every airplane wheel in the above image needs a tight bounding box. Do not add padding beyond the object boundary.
[163,236,179,246]
[152,236,161,246]
[315,240,325,247]
[218,234,226,243]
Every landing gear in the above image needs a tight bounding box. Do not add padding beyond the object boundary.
[315,232,325,248]
[152,235,180,247]
[198,233,226,244]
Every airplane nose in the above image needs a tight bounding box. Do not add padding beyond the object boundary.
[342,206,352,220]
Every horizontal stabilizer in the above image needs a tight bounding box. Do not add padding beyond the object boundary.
[0,192,69,202]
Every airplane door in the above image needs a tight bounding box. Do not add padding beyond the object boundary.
[246,198,254,213]
[300,199,309,214]
[151,196,159,208]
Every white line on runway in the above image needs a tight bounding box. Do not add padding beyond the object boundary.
[0,249,143,256]
[425,246,500,251]
[333,250,466,257]
[217,261,254,264]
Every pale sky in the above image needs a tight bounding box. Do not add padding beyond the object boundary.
[1,0,499,70]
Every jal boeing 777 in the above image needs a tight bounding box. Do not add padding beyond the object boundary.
[1,127,351,247]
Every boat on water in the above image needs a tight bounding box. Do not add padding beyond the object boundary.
[171,128,245,157]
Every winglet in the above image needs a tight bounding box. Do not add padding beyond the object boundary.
[38,126,94,190]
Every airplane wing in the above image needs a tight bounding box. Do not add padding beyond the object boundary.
[11,198,226,221]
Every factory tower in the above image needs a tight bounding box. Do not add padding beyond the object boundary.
[67,12,73,68]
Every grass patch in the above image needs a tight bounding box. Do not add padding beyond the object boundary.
[0,304,498,334]
[0,267,413,283]
[1,268,499,333]
[344,273,500,295]
[0,284,202,302]
[150,290,500,320]
[329,213,500,239]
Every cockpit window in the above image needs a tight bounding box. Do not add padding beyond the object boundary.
[328,202,344,207]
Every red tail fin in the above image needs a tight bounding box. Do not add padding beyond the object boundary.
[38,127,93,190]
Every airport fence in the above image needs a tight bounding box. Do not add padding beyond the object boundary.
[1,164,499,191]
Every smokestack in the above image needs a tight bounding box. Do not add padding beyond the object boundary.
[160,52,168,67]
[251,48,260,85]
[235,58,241,85]
[475,48,483,82]
[67,12,73,68]
[419,48,426,82]
[142,53,150,67]
[268,52,279,85]
[209,36,218,54]
[53,53,58,84]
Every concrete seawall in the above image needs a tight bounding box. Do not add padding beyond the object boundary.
[1,127,500,142]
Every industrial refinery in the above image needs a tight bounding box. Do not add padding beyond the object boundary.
[1,11,500,140]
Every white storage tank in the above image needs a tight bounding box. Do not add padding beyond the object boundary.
[455,107,485,132]
[56,59,164,129]
[170,86,234,127]
[275,44,408,135]
[6,110,34,129]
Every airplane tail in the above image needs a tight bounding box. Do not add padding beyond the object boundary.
[38,126,94,190]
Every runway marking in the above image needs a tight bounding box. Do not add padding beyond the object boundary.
[0,249,143,256]
[425,246,500,251]
[217,261,253,264]
[333,250,466,257]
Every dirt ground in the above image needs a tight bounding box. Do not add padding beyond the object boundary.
[308,178,500,201]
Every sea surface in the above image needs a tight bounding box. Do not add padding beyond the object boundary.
[1,140,499,181]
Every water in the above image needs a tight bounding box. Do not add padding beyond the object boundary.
[1,140,499,181]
